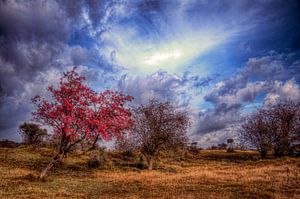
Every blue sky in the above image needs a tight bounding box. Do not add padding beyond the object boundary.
[0,0,300,147]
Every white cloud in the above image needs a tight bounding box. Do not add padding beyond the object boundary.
[118,71,191,106]
[264,79,300,106]
[209,81,266,106]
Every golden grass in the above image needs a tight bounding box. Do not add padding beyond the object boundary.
[0,147,299,198]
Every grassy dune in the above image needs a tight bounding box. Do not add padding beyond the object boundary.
[0,147,299,199]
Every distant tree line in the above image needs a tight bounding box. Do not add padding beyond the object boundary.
[208,139,234,151]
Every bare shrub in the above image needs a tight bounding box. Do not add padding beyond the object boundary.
[120,99,190,170]
[19,122,47,146]
[240,109,272,159]
[88,156,101,168]
[240,101,300,158]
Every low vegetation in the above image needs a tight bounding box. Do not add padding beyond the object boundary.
[0,146,299,199]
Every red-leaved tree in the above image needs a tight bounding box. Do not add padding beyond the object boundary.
[32,68,134,179]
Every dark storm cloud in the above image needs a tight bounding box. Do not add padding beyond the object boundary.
[0,1,72,140]
[0,0,124,140]
[0,0,70,95]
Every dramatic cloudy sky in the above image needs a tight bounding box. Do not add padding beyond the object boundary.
[0,0,300,147]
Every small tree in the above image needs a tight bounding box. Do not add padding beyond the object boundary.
[240,101,300,158]
[128,99,190,170]
[19,122,47,146]
[32,68,134,179]
[240,110,272,159]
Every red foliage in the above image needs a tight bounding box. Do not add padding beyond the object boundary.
[31,67,134,149]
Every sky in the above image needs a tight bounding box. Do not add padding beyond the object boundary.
[0,0,300,147]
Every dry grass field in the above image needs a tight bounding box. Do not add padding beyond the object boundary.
[0,146,299,199]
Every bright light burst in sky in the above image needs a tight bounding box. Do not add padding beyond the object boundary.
[143,48,182,66]
[101,25,232,74]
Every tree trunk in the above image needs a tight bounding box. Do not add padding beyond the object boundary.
[38,152,63,180]
[147,158,153,170]
[260,149,267,159]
